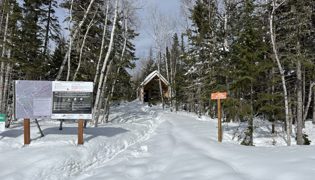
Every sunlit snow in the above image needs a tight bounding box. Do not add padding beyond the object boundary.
[0,101,315,180]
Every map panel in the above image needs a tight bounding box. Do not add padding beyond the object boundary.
[15,81,52,119]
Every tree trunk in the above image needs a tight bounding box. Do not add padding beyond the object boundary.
[96,60,113,124]
[93,1,109,86]
[0,5,9,113]
[2,60,10,114]
[303,82,315,123]
[169,54,173,111]
[55,0,95,80]
[93,0,118,127]
[223,0,229,51]
[296,47,303,145]
[158,52,165,109]
[66,0,74,81]
[73,12,96,81]
[43,0,52,57]
[269,1,291,145]
[249,84,254,146]
[103,15,128,123]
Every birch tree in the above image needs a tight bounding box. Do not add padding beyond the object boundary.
[102,11,128,123]
[72,11,97,81]
[0,1,9,113]
[55,0,96,80]
[148,6,177,108]
[269,0,291,146]
[93,0,119,127]
[93,0,109,86]
[66,0,74,81]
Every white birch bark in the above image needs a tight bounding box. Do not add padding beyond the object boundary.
[269,0,291,145]
[0,6,9,112]
[2,58,11,113]
[66,0,74,81]
[55,0,96,80]
[158,52,165,109]
[169,54,174,111]
[93,0,109,86]
[96,59,113,123]
[102,16,128,123]
[93,0,118,127]
[303,82,315,123]
[73,12,96,81]
[223,0,230,51]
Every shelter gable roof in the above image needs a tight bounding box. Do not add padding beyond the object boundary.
[140,70,169,87]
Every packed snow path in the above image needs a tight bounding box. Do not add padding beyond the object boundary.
[75,112,250,180]
[1,101,315,180]
[75,106,315,180]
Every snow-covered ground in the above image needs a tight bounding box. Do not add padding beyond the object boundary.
[1,101,315,180]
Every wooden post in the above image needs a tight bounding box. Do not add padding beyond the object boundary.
[78,119,84,145]
[24,118,30,145]
[217,99,222,142]
[211,92,227,143]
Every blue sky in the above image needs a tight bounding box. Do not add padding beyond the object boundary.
[134,0,182,58]
[55,0,182,75]
[56,0,181,56]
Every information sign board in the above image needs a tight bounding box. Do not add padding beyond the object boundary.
[51,82,93,119]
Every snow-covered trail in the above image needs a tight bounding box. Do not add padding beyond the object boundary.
[75,112,249,180]
[1,102,315,180]
[75,111,315,180]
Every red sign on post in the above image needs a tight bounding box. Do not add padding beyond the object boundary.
[211,92,227,100]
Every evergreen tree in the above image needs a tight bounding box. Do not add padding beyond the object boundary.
[17,0,45,79]
[228,0,268,146]
[186,0,219,116]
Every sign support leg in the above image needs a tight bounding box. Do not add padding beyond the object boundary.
[34,118,44,137]
[218,99,222,142]
[78,119,84,145]
[24,118,30,145]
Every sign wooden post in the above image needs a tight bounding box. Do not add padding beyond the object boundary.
[78,119,84,145]
[24,118,30,145]
[217,99,222,142]
[211,92,227,143]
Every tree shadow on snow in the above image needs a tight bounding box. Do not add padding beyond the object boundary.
[42,126,129,142]
[0,129,24,139]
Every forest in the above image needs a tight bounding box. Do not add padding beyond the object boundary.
[0,0,315,146]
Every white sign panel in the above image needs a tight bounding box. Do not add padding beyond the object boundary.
[51,81,93,120]
[15,80,52,119]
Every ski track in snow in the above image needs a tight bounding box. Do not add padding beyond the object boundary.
[0,101,165,180]
[74,112,250,180]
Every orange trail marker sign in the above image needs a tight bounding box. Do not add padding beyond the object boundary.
[211,92,227,100]
[211,92,227,142]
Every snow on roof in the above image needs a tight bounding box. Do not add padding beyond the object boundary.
[140,70,169,87]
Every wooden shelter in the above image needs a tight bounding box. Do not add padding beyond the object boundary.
[138,71,170,103]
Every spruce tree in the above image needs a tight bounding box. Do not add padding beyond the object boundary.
[229,0,268,146]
